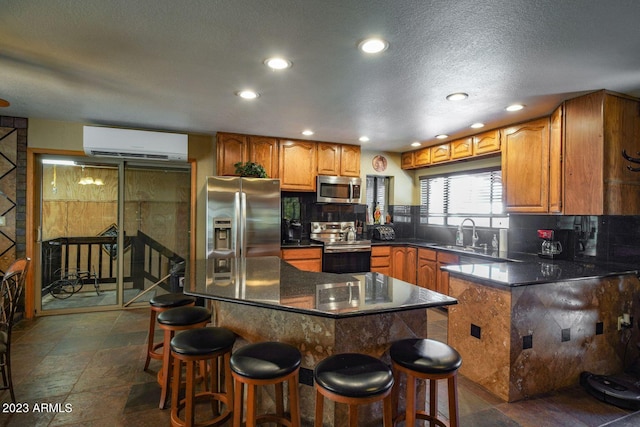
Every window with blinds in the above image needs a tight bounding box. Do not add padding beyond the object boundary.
[366,175,389,221]
[419,168,508,228]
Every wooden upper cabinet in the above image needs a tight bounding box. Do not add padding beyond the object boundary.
[401,152,415,169]
[473,129,501,155]
[563,90,640,215]
[216,133,247,176]
[279,140,317,191]
[501,117,550,213]
[431,144,451,163]
[248,136,279,178]
[340,145,361,177]
[217,133,278,177]
[414,147,431,167]
[548,106,563,213]
[317,143,361,176]
[451,137,474,160]
[317,143,341,175]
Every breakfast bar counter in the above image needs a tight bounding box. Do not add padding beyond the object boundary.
[441,260,640,402]
[186,256,456,425]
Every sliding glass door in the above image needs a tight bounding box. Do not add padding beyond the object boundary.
[122,164,191,307]
[38,156,190,314]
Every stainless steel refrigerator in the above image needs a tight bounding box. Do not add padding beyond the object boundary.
[206,176,281,258]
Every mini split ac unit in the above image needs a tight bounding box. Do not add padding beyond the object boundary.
[83,126,188,161]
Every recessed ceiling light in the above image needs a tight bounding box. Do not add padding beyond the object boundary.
[446,92,468,101]
[264,57,292,70]
[359,136,370,142]
[435,134,449,140]
[0,98,9,108]
[470,122,485,129]
[236,90,259,99]
[358,38,389,54]
[505,104,524,112]
[411,142,422,147]
[302,130,314,136]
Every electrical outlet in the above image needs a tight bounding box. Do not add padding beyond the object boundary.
[618,315,632,330]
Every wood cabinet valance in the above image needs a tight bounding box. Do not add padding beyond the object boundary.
[401,129,500,170]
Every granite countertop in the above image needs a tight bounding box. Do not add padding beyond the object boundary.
[281,237,638,287]
[443,259,639,287]
[280,240,322,248]
[187,256,456,318]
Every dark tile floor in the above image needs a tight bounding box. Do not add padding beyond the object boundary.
[0,307,638,426]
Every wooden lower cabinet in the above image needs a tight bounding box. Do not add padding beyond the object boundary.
[391,246,417,284]
[436,251,459,295]
[281,247,322,272]
[370,245,391,276]
[417,248,438,291]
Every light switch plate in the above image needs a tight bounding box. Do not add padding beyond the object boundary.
[0,216,6,226]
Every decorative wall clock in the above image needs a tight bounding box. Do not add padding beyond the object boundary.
[372,155,387,172]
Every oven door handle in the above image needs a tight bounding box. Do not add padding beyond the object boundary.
[324,247,372,253]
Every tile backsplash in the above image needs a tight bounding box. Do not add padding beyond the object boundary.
[281,196,640,267]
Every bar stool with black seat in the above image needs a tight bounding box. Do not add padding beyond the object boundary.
[390,338,462,427]
[313,353,394,427]
[157,305,212,409]
[145,293,197,371]
[170,327,236,427]
[230,341,301,427]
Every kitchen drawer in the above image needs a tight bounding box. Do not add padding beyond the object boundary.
[371,256,390,268]
[281,247,322,260]
[418,248,437,261]
[371,246,391,256]
[437,251,460,264]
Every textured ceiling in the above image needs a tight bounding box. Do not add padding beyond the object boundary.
[1,0,640,152]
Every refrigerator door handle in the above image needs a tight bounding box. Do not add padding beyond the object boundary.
[234,191,241,258]
[240,191,247,256]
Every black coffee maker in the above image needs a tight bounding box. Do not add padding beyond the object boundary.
[537,229,575,260]
[282,219,302,243]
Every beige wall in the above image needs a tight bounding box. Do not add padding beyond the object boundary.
[360,150,415,205]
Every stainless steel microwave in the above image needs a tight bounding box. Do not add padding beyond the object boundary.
[316,175,362,204]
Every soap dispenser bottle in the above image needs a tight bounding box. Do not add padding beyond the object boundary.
[455,225,463,246]
[492,234,499,250]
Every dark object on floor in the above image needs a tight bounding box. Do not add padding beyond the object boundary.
[581,371,640,410]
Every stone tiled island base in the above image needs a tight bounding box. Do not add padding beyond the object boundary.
[211,301,428,426]
[448,274,640,402]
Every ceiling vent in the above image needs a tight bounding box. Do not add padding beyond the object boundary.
[83,126,188,161]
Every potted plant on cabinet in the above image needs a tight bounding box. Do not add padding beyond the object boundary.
[234,161,268,178]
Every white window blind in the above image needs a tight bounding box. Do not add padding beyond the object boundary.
[420,169,506,227]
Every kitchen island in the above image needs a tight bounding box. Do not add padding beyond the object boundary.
[443,260,640,402]
[187,256,456,425]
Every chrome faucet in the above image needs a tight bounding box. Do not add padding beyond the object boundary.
[457,218,479,247]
